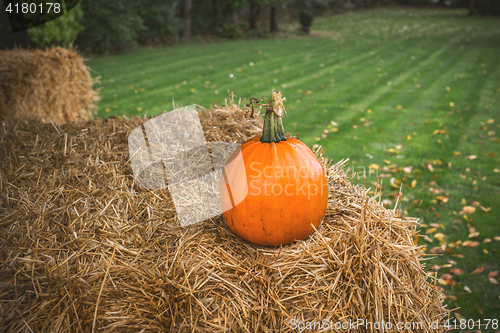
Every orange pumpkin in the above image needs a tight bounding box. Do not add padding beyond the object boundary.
[220,90,328,246]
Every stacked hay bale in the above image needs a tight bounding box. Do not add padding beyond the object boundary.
[0,47,97,124]
[0,103,449,332]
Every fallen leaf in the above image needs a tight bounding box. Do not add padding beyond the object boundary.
[426,228,437,234]
[397,105,402,109]
[494,168,500,173]
[465,241,479,248]
[435,196,449,203]
[471,266,484,275]
[432,129,447,135]
[369,164,380,170]
[464,285,471,293]
[432,265,441,271]
[494,236,500,241]
[480,206,491,212]
[484,238,492,243]
[487,119,495,124]
[449,268,463,275]
[453,151,461,156]
[441,273,453,280]
[429,246,444,253]
[468,231,480,238]
[476,306,483,315]
[427,164,434,172]
[466,155,477,160]
[454,313,466,321]
[488,271,499,278]
[403,166,413,173]
[411,179,417,188]
[429,187,440,194]
[460,206,476,214]
[434,233,446,244]
[488,277,499,285]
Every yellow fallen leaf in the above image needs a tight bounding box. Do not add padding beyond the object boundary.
[494,236,500,241]
[426,228,437,234]
[460,206,476,214]
[407,135,412,140]
[489,277,499,285]
[454,313,466,321]
[369,164,380,170]
[434,233,446,244]
[435,196,449,203]
[450,102,455,107]
[427,164,434,172]
[466,155,477,160]
[304,90,313,95]
[367,109,372,113]
[136,107,142,111]
[453,151,461,156]
[484,238,492,243]
[480,206,491,212]
[494,168,500,173]
[446,86,450,91]
[411,179,417,188]
[465,241,480,248]
[384,159,391,164]
[487,119,495,124]
[464,286,471,293]
[468,231,480,238]
[397,105,402,109]
[433,129,447,135]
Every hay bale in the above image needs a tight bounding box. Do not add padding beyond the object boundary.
[0,104,449,332]
[0,47,97,124]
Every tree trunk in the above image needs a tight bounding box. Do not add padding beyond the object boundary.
[249,2,260,30]
[230,10,238,26]
[270,4,278,33]
[212,0,218,31]
[468,0,475,15]
[182,0,192,41]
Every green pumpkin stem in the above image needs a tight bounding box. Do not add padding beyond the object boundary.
[260,89,287,143]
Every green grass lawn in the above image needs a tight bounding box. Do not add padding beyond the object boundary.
[88,7,500,326]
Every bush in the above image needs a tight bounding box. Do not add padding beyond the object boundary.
[137,0,181,45]
[76,0,144,54]
[27,3,84,48]
[300,10,314,33]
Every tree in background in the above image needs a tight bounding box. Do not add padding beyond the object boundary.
[269,1,279,33]
[248,0,265,30]
[25,2,83,48]
[76,0,180,54]
[182,0,193,40]
[137,0,181,45]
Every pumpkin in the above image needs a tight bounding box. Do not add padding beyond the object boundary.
[220,90,328,246]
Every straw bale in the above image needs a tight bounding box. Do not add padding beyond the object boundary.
[0,103,449,332]
[0,47,97,124]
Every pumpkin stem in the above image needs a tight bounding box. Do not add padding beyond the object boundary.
[260,89,287,143]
